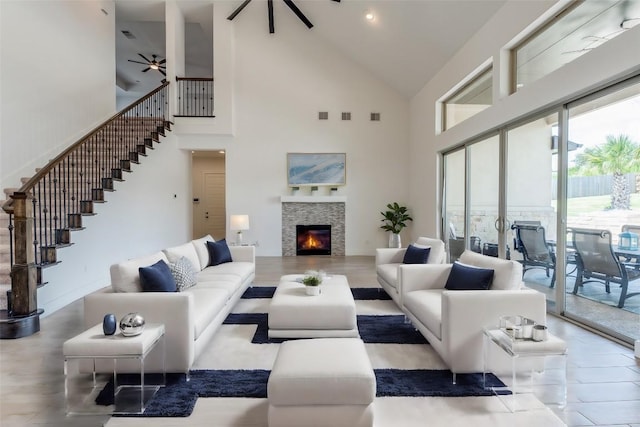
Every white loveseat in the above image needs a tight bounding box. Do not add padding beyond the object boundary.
[400,250,546,378]
[84,235,255,373]
[376,237,446,305]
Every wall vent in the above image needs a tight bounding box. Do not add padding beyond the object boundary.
[370,112,381,121]
[341,112,351,121]
[318,111,329,120]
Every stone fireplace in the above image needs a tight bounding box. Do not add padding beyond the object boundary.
[281,196,346,256]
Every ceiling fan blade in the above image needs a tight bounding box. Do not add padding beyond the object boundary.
[283,0,313,29]
[128,59,150,65]
[227,0,252,20]
[158,59,166,64]
[142,67,151,73]
[138,53,152,63]
[159,69,166,76]
[268,0,274,33]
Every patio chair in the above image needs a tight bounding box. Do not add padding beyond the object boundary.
[570,227,640,308]
[447,237,482,262]
[621,224,640,234]
[511,223,556,288]
[447,222,481,262]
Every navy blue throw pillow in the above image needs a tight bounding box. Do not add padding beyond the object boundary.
[207,239,233,266]
[403,244,431,264]
[139,260,177,292]
[444,262,494,290]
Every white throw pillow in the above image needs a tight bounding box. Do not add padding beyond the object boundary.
[191,235,215,271]
[163,243,201,271]
[110,252,169,293]
[458,250,522,290]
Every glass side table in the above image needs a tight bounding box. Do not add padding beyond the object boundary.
[63,323,165,415]
[483,327,567,412]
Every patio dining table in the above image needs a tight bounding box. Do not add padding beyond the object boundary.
[546,241,639,260]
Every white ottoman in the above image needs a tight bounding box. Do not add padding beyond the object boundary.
[268,338,375,427]
[268,274,358,339]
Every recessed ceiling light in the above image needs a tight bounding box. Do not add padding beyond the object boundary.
[365,11,375,22]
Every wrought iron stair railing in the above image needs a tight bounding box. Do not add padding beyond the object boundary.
[1,82,170,326]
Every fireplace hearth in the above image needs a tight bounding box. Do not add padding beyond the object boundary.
[296,225,331,256]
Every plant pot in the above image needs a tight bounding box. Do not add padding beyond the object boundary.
[305,286,321,296]
[389,232,401,248]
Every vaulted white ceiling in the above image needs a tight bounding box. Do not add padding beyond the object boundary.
[115,0,508,99]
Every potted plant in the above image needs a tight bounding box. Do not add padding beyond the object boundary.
[302,270,323,296]
[380,202,413,248]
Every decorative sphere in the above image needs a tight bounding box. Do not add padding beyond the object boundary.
[119,313,145,337]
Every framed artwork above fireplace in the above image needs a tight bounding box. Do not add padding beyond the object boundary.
[287,153,346,187]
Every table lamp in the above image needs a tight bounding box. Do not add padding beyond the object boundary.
[230,214,250,245]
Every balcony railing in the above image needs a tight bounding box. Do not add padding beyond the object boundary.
[175,77,214,117]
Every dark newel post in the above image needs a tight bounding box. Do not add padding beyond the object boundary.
[10,192,38,316]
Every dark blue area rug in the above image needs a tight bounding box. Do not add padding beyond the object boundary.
[98,369,505,417]
[241,286,391,300]
[97,285,505,418]
[223,313,427,344]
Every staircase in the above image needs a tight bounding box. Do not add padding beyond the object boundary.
[0,82,171,337]
[0,205,10,310]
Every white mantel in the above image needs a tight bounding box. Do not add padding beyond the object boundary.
[280,196,347,203]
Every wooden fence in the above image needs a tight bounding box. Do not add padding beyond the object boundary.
[552,173,638,199]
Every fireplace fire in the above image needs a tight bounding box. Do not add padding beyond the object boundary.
[296,225,331,256]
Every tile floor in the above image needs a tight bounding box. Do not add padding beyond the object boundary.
[0,255,638,426]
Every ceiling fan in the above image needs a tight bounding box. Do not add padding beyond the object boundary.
[227,0,340,34]
[128,54,166,76]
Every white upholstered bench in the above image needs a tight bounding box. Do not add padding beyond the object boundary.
[267,338,376,427]
[268,274,358,339]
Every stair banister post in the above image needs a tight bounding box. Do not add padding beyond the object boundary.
[10,192,38,316]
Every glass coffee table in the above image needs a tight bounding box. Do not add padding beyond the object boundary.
[63,323,165,415]
[482,326,567,412]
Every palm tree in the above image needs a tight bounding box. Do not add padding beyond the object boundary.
[572,134,640,210]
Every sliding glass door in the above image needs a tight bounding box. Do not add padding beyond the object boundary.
[443,148,466,262]
[506,112,560,308]
[563,79,640,343]
[440,76,640,344]
[443,135,501,261]
[468,135,500,257]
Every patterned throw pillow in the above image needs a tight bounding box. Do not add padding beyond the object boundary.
[170,256,198,292]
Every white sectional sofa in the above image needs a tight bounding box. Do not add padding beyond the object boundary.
[84,235,255,373]
[376,237,447,305]
[400,250,546,379]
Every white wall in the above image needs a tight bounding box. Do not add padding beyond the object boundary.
[176,1,411,256]
[409,0,640,239]
[0,1,192,316]
[38,134,191,315]
[0,0,116,190]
